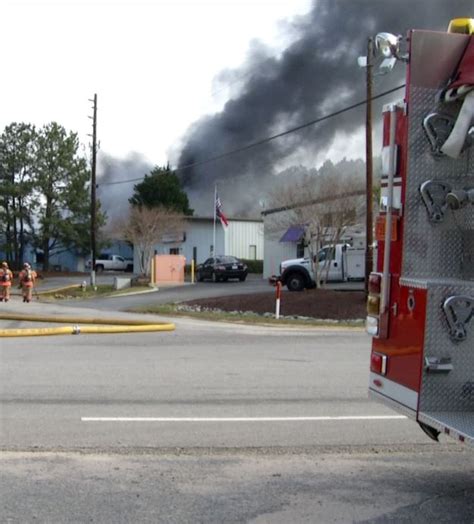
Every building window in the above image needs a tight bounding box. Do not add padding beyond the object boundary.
[296,242,305,258]
[249,245,257,260]
[169,248,180,255]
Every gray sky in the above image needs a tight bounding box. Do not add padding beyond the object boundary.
[1,0,311,165]
[3,0,472,218]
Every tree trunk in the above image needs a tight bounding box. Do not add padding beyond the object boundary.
[12,204,19,265]
[42,239,50,271]
[42,197,52,271]
[19,213,25,266]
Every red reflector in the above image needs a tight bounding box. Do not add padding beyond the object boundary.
[369,273,382,294]
[371,352,387,375]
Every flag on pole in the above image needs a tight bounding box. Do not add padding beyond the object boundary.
[215,193,229,229]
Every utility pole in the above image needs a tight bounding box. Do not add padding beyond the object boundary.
[365,38,374,296]
[89,94,98,287]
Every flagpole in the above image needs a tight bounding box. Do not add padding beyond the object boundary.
[213,184,217,257]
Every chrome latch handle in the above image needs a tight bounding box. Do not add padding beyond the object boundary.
[446,188,474,210]
[423,112,474,158]
[420,181,474,222]
[422,113,455,157]
[425,356,453,373]
[420,180,452,222]
[443,295,474,342]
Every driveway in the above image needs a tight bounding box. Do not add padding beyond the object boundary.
[34,273,364,311]
[35,273,272,310]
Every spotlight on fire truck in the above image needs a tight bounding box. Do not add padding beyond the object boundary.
[375,32,408,63]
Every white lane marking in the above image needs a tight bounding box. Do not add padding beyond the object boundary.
[81,415,407,422]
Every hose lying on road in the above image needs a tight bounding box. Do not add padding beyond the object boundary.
[0,313,175,337]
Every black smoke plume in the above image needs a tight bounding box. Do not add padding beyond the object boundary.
[97,152,152,225]
[175,0,472,216]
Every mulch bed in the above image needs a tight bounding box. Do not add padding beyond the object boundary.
[183,289,366,320]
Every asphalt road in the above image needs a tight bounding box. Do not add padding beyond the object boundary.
[1,294,472,523]
[0,309,427,450]
[35,272,364,311]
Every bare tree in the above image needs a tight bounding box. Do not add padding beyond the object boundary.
[112,206,186,277]
[266,173,364,287]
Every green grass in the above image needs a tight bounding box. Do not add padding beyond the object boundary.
[130,303,365,329]
[39,285,151,300]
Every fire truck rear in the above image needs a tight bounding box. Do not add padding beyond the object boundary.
[366,19,474,445]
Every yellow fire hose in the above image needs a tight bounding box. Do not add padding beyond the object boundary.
[0,313,175,337]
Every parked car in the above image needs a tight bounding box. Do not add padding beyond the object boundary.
[196,256,248,282]
[85,254,134,273]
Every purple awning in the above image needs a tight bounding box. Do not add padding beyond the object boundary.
[279,226,305,243]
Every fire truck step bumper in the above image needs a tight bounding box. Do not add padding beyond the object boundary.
[418,411,474,446]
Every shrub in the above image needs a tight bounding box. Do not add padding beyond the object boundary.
[240,259,263,274]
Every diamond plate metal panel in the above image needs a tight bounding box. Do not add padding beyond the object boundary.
[461,230,474,280]
[403,54,474,440]
[419,281,474,413]
[403,86,474,280]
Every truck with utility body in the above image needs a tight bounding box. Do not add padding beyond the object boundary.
[278,243,365,291]
[85,254,134,273]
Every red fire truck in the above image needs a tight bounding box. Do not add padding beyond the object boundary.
[366,19,474,445]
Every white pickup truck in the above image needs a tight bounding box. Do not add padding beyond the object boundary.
[86,254,134,273]
[278,244,365,291]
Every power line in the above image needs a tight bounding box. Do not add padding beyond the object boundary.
[261,189,366,216]
[99,84,405,187]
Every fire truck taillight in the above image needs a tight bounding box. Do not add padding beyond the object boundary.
[366,273,383,336]
[368,273,382,295]
[370,352,387,375]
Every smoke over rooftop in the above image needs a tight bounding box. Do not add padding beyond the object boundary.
[97,152,152,226]
[175,0,472,215]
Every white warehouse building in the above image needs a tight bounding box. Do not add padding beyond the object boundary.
[150,216,264,264]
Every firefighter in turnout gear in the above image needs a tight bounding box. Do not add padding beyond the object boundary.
[19,262,37,303]
[0,261,13,302]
